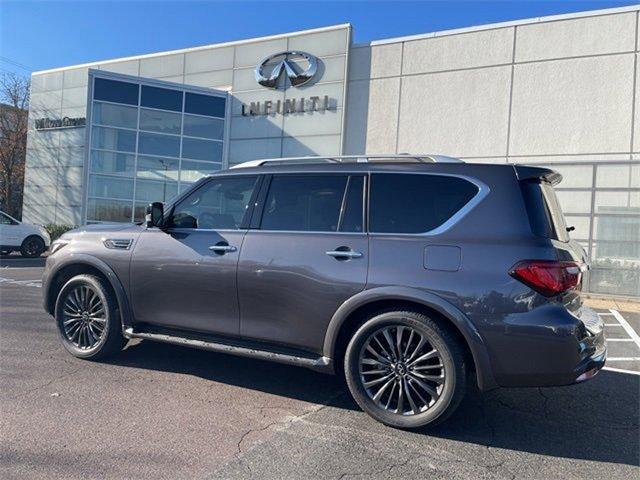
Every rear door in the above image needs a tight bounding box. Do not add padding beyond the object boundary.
[237,173,368,353]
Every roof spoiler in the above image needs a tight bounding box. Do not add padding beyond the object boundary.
[514,165,562,186]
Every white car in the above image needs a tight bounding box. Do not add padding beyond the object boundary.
[0,211,51,257]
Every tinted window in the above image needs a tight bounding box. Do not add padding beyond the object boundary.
[135,179,178,203]
[181,137,223,162]
[261,175,348,232]
[138,132,180,158]
[141,86,183,112]
[90,151,135,177]
[91,126,136,152]
[0,213,15,225]
[170,176,258,230]
[180,160,222,183]
[92,102,138,129]
[136,156,179,181]
[139,108,182,134]
[370,174,478,233]
[185,93,225,117]
[183,114,224,140]
[521,180,569,242]
[88,175,134,199]
[339,176,364,232]
[93,78,139,105]
[87,199,132,222]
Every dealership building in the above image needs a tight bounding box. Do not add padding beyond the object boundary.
[23,5,640,296]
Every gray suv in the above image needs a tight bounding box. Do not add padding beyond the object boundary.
[42,154,606,429]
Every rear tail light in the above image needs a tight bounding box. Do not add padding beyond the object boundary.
[509,260,583,297]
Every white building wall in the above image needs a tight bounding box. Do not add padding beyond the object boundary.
[345,7,639,164]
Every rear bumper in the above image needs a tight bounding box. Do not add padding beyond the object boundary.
[482,304,607,388]
[573,343,606,383]
[571,305,607,383]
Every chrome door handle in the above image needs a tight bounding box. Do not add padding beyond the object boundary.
[209,245,237,253]
[326,250,363,259]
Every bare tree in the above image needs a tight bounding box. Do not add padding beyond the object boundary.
[0,73,29,218]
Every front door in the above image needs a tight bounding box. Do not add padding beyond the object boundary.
[238,173,368,353]
[130,175,259,335]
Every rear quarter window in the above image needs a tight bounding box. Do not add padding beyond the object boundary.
[369,173,479,234]
[520,180,569,242]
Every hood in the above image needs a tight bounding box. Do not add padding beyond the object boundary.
[62,223,145,238]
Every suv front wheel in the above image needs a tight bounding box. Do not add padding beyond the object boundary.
[54,274,126,360]
[344,310,466,429]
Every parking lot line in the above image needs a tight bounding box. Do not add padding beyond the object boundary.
[607,339,635,342]
[0,277,42,287]
[604,323,623,326]
[607,357,640,361]
[610,309,640,347]
[603,366,640,376]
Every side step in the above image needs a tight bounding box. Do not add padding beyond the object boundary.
[123,327,333,373]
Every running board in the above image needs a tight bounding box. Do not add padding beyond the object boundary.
[123,327,333,373]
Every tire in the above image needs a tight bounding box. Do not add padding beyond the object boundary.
[54,274,126,360]
[20,235,45,258]
[344,310,466,429]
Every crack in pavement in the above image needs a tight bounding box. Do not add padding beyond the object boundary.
[537,388,550,416]
[5,367,84,400]
[233,391,347,458]
[479,398,517,480]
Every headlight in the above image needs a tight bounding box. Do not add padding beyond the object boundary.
[49,240,68,255]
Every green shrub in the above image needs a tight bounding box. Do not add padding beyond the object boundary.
[44,224,76,241]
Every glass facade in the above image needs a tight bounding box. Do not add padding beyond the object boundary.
[552,161,640,297]
[86,75,227,223]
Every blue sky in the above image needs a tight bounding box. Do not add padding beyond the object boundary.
[0,0,636,76]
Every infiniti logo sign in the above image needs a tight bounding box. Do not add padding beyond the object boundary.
[255,51,318,89]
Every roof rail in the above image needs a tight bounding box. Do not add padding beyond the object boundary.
[230,154,464,169]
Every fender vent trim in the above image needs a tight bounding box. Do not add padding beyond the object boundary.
[103,238,133,250]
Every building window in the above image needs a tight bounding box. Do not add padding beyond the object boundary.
[86,73,227,223]
[93,78,139,105]
[141,85,183,112]
[185,93,225,117]
[553,162,640,297]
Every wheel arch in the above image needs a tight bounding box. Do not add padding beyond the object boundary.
[323,287,498,391]
[44,254,133,331]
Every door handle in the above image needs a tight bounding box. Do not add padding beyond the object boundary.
[209,244,237,254]
[326,250,363,259]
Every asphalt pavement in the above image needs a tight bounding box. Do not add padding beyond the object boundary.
[1,254,638,479]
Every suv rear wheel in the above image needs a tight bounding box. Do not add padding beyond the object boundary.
[54,274,126,360]
[344,310,466,429]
